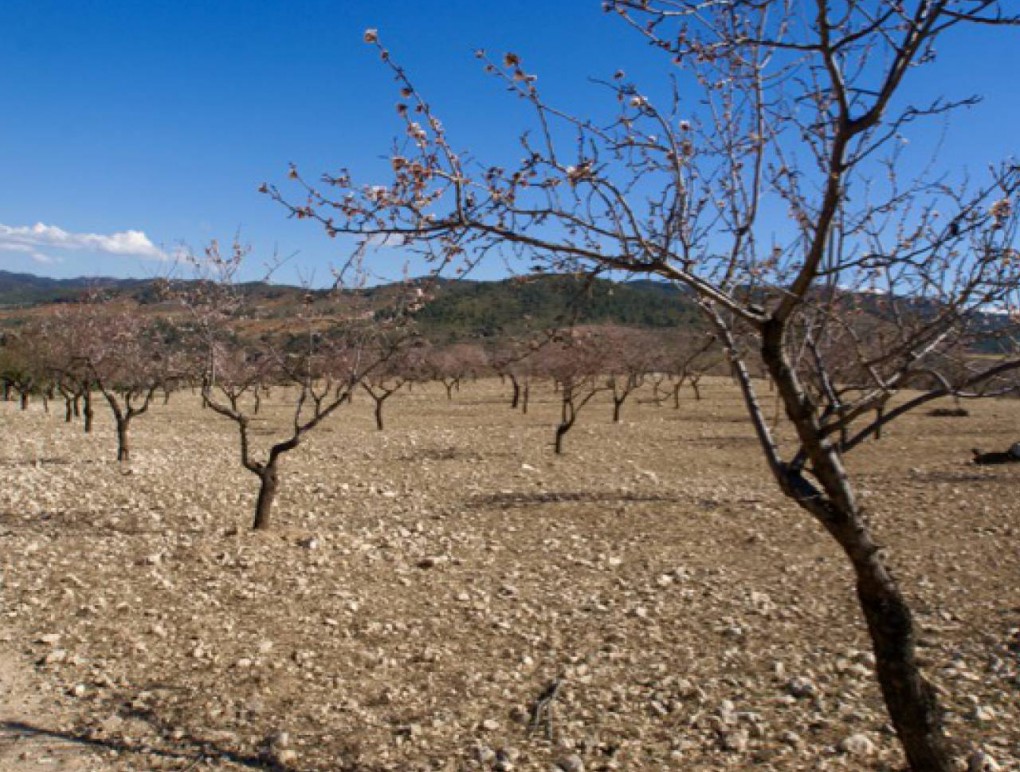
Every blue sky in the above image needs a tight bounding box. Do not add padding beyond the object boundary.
[1,1,1017,286]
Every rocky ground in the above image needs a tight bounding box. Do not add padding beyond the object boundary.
[1,378,1019,771]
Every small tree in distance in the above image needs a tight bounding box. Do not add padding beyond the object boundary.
[184,241,419,530]
[264,4,1020,768]
[33,299,168,462]
[536,329,612,455]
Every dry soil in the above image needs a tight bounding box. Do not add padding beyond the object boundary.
[1,378,1019,770]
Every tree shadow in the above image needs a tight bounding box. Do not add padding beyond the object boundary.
[0,457,107,468]
[0,508,166,537]
[0,718,274,769]
[470,490,682,508]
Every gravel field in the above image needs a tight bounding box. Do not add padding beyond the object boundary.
[2,377,1019,770]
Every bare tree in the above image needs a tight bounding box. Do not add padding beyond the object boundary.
[484,336,536,412]
[536,330,611,455]
[264,5,1020,768]
[599,326,660,422]
[185,241,416,530]
[360,335,427,431]
[50,299,167,456]
[0,331,46,411]
[426,342,487,400]
[648,330,720,407]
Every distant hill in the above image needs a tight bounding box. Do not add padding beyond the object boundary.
[0,270,703,339]
[0,270,151,307]
[416,275,702,340]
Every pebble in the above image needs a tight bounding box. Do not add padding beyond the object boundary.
[968,749,1002,771]
[556,754,585,772]
[785,676,817,699]
[838,733,876,757]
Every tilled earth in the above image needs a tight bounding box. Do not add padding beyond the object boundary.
[1,378,1019,771]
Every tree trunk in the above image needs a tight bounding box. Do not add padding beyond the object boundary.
[554,423,568,455]
[509,375,521,409]
[19,392,28,410]
[555,396,574,455]
[851,546,952,771]
[116,417,131,463]
[64,398,74,423]
[374,398,385,431]
[83,391,94,433]
[253,461,279,531]
[612,397,624,423]
[759,319,953,771]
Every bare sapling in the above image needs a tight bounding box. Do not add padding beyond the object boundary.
[185,241,418,530]
[537,330,612,455]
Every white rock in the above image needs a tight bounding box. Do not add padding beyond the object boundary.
[557,754,585,772]
[785,676,817,699]
[971,704,996,722]
[274,748,298,766]
[838,733,876,757]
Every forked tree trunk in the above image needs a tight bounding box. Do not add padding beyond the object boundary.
[253,460,280,531]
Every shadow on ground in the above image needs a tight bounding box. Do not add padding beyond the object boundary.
[1,718,275,770]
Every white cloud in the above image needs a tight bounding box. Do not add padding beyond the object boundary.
[0,222,166,261]
[0,241,62,264]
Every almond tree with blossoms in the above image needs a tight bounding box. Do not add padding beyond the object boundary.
[264,4,1020,768]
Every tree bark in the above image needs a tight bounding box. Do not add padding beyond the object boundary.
[83,391,94,433]
[852,547,952,771]
[116,417,131,463]
[252,461,279,531]
[554,423,569,455]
